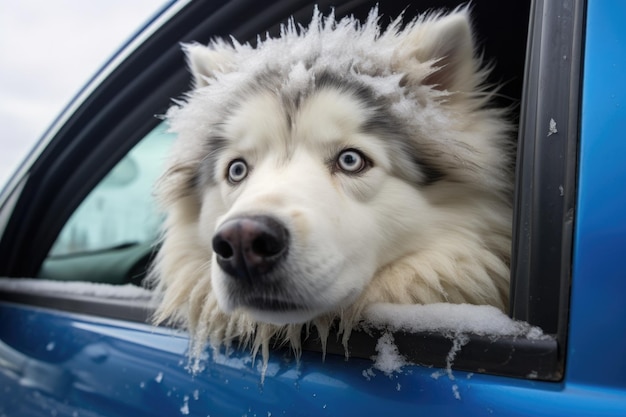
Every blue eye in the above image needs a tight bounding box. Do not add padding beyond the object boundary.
[337,149,366,173]
[227,159,248,183]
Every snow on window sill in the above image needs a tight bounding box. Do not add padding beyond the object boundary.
[0,277,152,300]
[362,302,547,339]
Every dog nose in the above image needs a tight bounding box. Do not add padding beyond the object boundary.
[212,215,289,280]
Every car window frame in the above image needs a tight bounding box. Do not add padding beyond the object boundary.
[510,0,584,365]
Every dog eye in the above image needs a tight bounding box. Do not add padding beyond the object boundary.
[336,149,367,173]
[227,159,248,183]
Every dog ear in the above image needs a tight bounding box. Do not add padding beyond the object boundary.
[183,43,235,88]
[396,10,477,93]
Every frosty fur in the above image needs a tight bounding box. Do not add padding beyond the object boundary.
[149,6,514,365]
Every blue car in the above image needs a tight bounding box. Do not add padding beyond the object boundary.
[0,0,625,415]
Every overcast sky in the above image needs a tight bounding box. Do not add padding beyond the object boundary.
[0,0,168,188]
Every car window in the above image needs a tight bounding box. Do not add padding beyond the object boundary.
[38,123,174,284]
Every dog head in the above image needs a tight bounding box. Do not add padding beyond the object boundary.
[153,7,512,328]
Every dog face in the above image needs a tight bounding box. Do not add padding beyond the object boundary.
[153,7,513,335]
[199,79,446,324]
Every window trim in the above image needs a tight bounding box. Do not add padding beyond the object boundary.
[0,290,153,324]
[510,0,585,366]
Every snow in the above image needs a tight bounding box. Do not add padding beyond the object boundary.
[452,384,461,400]
[431,370,444,380]
[427,336,468,399]
[0,277,152,300]
[548,118,558,136]
[445,334,469,381]
[362,302,548,339]
[371,332,407,375]
[155,372,164,383]
[362,368,376,381]
[180,395,190,415]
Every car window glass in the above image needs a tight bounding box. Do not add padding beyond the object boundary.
[37,123,174,285]
[49,123,173,257]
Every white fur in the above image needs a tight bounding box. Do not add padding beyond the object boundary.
[149,6,514,365]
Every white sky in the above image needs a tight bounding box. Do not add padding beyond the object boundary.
[0,0,169,189]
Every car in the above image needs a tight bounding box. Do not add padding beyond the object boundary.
[1,0,625,415]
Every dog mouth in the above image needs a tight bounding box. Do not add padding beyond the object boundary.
[241,295,306,312]
[234,292,323,324]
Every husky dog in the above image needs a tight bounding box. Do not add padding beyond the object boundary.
[150,6,514,362]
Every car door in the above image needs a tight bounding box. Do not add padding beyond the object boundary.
[1,0,625,416]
